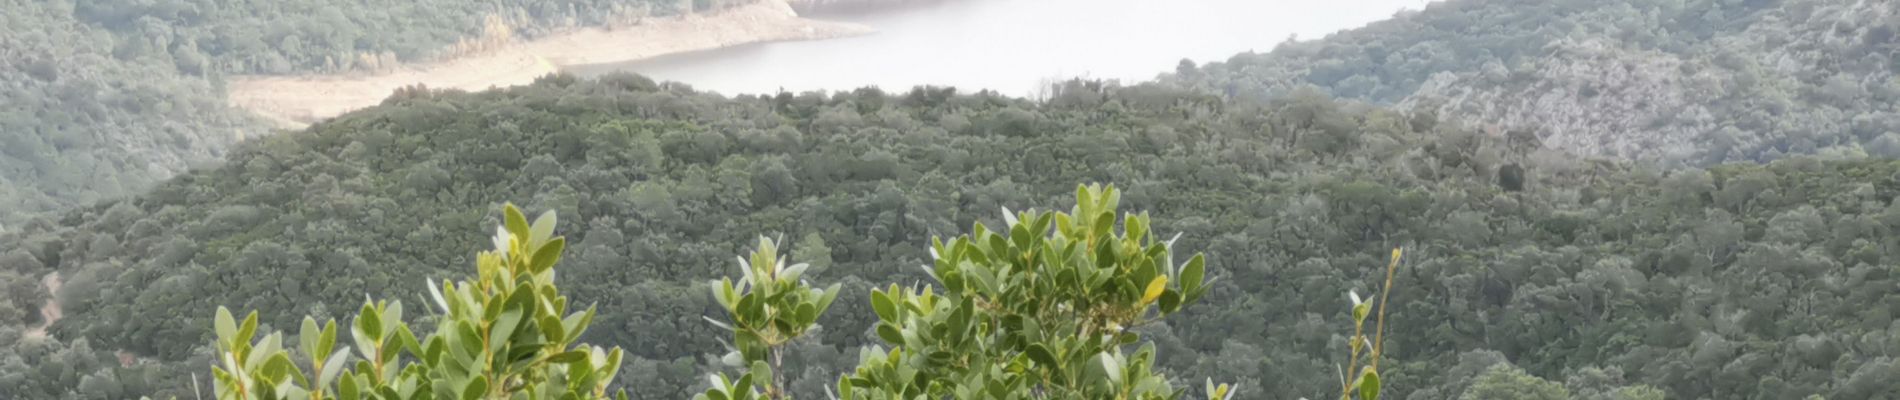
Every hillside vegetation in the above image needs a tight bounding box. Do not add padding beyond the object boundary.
[72,0,762,75]
[0,0,772,227]
[1165,0,1900,165]
[4,0,1900,398]
[1,75,1896,399]
[0,0,260,227]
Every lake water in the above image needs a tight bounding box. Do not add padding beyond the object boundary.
[569,0,1436,97]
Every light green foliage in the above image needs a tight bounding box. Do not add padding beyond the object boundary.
[1459,365,1569,400]
[1607,386,1665,400]
[700,237,842,400]
[790,234,833,276]
[834,184,1221,400]
[209,204,627,400]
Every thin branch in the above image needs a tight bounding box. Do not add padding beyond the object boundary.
[1371,247,1403,371]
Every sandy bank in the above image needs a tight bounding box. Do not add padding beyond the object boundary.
[786,0,949,14]
[229,0,872,127]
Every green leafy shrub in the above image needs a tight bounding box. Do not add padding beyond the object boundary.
[697,237,842,400]
[210,204,627,400]
[828,184,1228,399]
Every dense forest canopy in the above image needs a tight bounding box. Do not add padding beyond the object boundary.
[1163,0,1900,165]
[1,75,1895,399]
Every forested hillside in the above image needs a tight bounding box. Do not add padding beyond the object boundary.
[2,75,1896,399]
[0,0,768,228]
[1164,0,1900,165]
[72,0,759,75]
[0,0,259,229]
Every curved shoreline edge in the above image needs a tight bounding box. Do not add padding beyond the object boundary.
[228,0,873,128]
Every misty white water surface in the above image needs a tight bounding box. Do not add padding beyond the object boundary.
[570,0,1437,96]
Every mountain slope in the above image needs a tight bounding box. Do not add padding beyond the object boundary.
[69,0,757,75]
[2,76,1897,399]
[0,0,262,228]
[1164,0,1900,164]
[0,0,784,227]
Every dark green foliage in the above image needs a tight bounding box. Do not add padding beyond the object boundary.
[1496,164,1525,192]
[1,75,1898,399]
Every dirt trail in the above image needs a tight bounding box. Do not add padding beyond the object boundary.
[24,272,61,339]
[229,0,872,127]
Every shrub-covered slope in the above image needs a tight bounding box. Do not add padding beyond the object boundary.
[1,76,1897,399]
[1165,0,1900,165]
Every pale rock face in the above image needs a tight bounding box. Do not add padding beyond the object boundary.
[1414,0,1896,164]
[1405,40,1716,163]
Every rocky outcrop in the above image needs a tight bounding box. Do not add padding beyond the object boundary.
[1404,40,1721,162]
[1167,0,1900,165]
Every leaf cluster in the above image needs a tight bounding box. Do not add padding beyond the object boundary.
[835,184,1217,399]
[210,205,627,400]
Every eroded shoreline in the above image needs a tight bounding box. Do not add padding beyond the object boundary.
[229,0,872,127]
